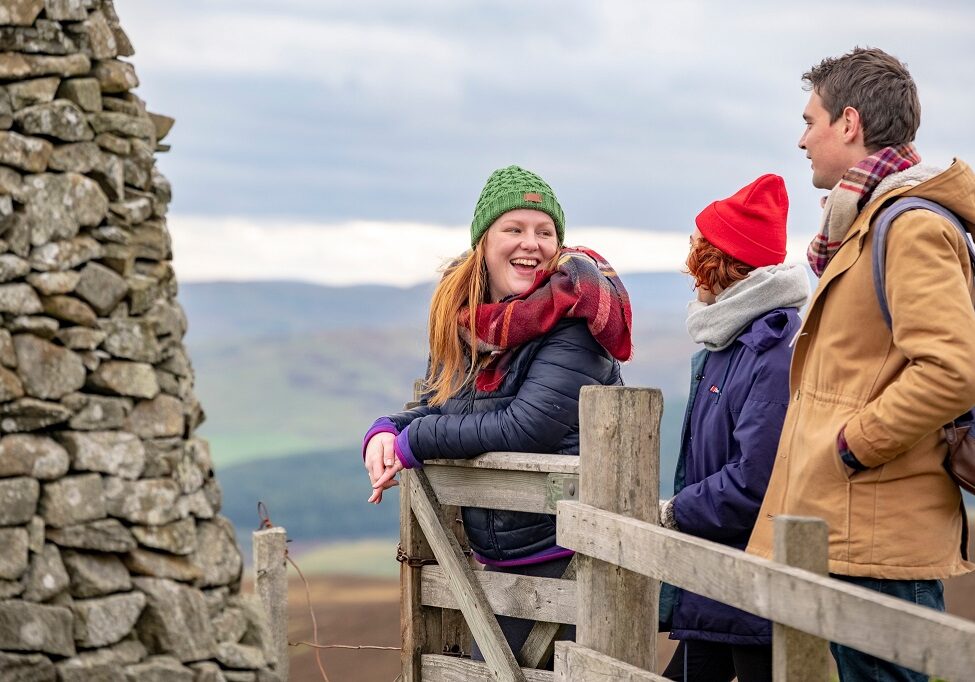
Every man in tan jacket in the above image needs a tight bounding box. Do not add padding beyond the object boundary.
[746,47,975,681]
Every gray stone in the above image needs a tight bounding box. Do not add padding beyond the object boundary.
[94,132,127,155]
[158,346,192,377]
[0,365,25,401]
[213,606,247,644]
[41,295,98,326]
[0,53,89,80]
[76,261,128,316]
[72,591,146,648]
[43,0,87,21]
[0,283,41,314]
[92,59,139,94]
[39,473,105,528]
[127,274,161,315]
[141,438,182,477]
[155,369,180,396]
[61,549,131,598]
[203,586,230,617]
[27,515,43,552]
[47,141,101,173]
[132,577,216,662]
[57,78,102,113]
[148,112,175,142]
[3,212,31,258]
[0,527,29,579]
[124,656,194,682]
[64,393,132,430]
[63,634,146,667]
[22,542,69,602]
[101,1,134,58]
[232,594,276,668]
[178,489,214,520]
[13,100,93,142]
[104,477,180,525]
[0,254,28,283]
[0,477,38,524]
[0,130,51,173]
[88,361,159,399]
[13,334,86,400]
[0,166,25,200]
[109,196,152,225]
[27,270,79,295]
[101,95,143,117]
[91,150,123,200]
[0,601,75,656]
[8,315,57,339]
[0,651,56,681]
[30,236,104,272]
[0,253,29,282]
[202,479,222,516]
[77,349,104,372]
[0,579,25,598]
[126,394,184,439]
[0,328,15,367]
[69,10,118,60]
[175,452,204,495]
[88,110,154,140]
[0,0,44,26]
[6,77,59,111]
[59,430,145,479]
[57,662,125,682]
[46,518,135,552]
[131,518,196,556]
[0,20,74,55]
[0,398,72,432]
[23,172,108,245]
[0,435,69,479]
[123,548,203,583]
[123,139,154,191]
[224,673,256,682]
[190,661,227,682]
[57,327,107,350]
[215,642,265,671]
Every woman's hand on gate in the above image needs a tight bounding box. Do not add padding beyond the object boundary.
[364,432,397,503]
[369,457,404,504]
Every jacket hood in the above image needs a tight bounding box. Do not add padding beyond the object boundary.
[871,159,975,232]
[737,307,798,354]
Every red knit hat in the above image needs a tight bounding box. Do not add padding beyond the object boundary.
[695,174,788,267]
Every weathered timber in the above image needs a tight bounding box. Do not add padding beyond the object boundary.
[409,469,525,681]
[252,527,287,681]
[773,516,830,681]
[518,556,578,669]
[425,465,577,514]
[556,501,975,681]
[421,565,576,624]
[575,386,661,672]
[553,642,669,681]
[420,654,553,682]
[424,452,579,474]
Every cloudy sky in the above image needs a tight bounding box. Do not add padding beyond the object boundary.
[118,1,975,286]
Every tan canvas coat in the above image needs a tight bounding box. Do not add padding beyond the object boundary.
[747,160,975,579]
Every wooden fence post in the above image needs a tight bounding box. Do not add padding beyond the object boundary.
[576,386,662,672]
[254,526,289,682]
[772,516,830,681]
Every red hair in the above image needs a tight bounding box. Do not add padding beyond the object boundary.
[686,236,755,294]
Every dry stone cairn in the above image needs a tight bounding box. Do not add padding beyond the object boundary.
[0,2,280,680]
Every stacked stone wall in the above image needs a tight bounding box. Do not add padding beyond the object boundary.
[0,2,279,680]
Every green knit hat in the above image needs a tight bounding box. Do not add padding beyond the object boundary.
[470,165,565,247]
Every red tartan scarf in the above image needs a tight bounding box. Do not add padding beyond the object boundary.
[459,246,633,392]
[807,143,921,276]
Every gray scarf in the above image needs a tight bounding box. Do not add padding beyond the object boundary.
[686,264,811,351]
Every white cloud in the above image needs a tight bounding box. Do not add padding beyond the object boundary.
[168,215,812,287]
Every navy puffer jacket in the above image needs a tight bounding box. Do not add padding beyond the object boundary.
[664,307,801,645]
[387,318,622,561]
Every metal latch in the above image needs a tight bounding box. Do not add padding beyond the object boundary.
[545,473,579,512]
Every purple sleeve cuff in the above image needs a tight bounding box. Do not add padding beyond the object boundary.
[838,426,867,474]
[394,425,422,469]
[362,417,398,461]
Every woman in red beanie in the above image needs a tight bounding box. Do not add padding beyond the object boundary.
[658,175,811,681]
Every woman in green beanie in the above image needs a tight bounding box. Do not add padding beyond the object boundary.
[361,165,633,666]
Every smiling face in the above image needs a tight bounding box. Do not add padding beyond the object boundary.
[799,91,867,190]
[483,209,559,302]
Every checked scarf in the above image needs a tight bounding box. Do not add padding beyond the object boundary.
[460,246,633,392]
[807,143,921,276]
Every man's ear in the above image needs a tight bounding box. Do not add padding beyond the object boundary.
[841,106,864,145]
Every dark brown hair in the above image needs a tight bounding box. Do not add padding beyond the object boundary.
[686,236,754,294]
[803,47,920,150]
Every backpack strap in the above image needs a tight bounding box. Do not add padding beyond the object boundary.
[872,197,975,329]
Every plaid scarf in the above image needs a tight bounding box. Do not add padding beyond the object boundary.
[807,143,921,276]
[460,246,633,392]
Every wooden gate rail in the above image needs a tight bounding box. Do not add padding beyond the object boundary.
[557,499,975,680]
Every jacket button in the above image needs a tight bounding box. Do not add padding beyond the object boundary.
[794,390,800,401]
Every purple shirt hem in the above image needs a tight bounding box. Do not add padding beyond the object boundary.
[394,425,422,469]
[474,546,574,568]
